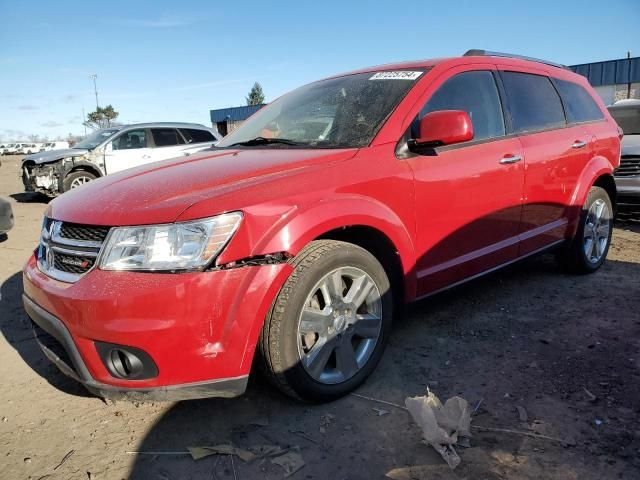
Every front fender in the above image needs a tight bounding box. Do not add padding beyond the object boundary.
[216,194,416,285]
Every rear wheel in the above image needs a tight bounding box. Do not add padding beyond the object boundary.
[259,240,393,402]
[63,170,97,192]
[559,186,613,274]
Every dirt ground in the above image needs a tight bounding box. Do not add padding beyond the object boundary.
[1,154,639,480]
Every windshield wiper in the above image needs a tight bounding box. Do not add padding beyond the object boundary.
[227,137,305,147]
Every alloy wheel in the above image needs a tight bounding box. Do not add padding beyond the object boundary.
[70,176,92,189]
[296,266,382,385]
[583,198,610,264]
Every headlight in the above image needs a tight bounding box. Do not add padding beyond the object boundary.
[99,212,242,271]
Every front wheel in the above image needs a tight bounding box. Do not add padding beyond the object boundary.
[259,240,393,402]
[63,170,97,192]
[559,186,613,274]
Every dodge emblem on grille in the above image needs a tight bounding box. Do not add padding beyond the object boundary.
[60,257,90,268]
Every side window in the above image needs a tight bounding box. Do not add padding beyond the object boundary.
[112,129,146,150]
[417,70,505,141]
[501,72,566,133]
[179,128,215,143]
[554,79,604,123]
[151,128,185,147]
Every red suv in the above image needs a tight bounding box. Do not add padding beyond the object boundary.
[23,50,621,402]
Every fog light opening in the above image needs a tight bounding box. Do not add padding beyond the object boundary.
[109,348,143,378]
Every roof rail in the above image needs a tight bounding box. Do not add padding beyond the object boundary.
[463,49,570,70]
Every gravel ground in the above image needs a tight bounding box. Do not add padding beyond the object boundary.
[1,155,639,480]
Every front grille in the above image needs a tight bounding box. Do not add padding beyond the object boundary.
[60,222,111,243]
[37,219,110,283]
[615,156,640,177]
[53,252,96,274]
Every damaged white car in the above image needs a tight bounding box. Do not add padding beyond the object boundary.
[22,122,220,196]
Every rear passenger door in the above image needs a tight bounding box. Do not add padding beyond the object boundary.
[149,128,187,162]
[499,69,591,255]
[407,66,526,297]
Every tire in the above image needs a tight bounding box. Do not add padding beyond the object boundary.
[63,170,97,192]
[559,186,613,274]
[259,240,393,402]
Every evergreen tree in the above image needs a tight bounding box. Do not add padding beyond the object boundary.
[246,82,265,106]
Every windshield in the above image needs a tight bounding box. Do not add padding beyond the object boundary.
[609,105,640,135]
[217,70,427,149]
[73,128,120,150]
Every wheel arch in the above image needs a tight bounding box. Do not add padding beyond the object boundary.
[65,164,103,179]
[316,225,407,306]
[568,155,617,236]
[217,196,417,301]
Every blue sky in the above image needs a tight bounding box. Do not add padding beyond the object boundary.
[1,0,638,141]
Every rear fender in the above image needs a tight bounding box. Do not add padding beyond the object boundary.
[567,155,615,236]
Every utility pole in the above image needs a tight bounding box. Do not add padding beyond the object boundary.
[627,51,632,100]
[89,74,99,109]
[82,107,87,136]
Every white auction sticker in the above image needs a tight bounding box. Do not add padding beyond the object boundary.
[369,71,423,81]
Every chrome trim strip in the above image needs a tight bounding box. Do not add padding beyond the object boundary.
[50,245,98,257]
[417,218,568,279]
[415,239,565,302]
[51,232,103,249]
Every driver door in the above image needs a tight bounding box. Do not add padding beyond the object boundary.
[407,66,525,297]
[104,129,151,174]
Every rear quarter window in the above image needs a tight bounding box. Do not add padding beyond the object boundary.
[501,71,566,133]
[554,79,604,123]
[179,128,216,143]
[151,128,185,147]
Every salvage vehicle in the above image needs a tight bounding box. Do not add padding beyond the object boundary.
[21,123,220,196]
[23,51,620,403]
[608,99,640,202]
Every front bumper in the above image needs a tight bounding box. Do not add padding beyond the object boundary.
[23,254,292,400]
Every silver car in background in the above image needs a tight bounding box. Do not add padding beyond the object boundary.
[21,122,220,196]
[609,100,640,202]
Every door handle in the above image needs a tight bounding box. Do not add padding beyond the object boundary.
[571,140,587,149]
[499,154,522,165]
[142,155,151,159]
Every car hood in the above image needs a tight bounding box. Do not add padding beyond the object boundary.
[621,134,640,156]
[47,148,358,226]
[23,148,89,164]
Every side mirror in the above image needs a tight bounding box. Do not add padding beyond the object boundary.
[104,142,113,154]
[413,110,474,147]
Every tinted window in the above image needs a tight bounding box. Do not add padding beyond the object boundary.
[501,72,566,133]
[608,105,640,135]
[417,71,505,141]
[152,128,185,147]
[179,128,215,143]
[113,129,146,150]
[554,79,604,123]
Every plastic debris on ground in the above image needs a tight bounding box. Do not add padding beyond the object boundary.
[405,390,472,469]
[188,443,285,462]
[270,449,305,477]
